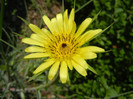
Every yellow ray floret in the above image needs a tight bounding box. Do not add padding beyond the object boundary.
[25,46,45,52]
[60,61,68,83]
[33,59,55,74]
[48,61,60,80]
[22,8,105,83]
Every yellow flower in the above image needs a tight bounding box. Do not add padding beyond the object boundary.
[22,9,105,83]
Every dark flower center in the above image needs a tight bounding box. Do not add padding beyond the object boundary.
[62,43,67,48]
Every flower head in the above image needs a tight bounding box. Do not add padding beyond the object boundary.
[22,9,105,83]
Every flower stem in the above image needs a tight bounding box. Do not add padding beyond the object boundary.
[0,0,4,37]
[62,0,64,15]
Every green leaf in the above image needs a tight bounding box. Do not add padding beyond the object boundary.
[0,65,7,71]
[37,90,42,99]
[0,39,16,49]
[75,0,93,13]
[18,16,30,25]
[28,71,44,82]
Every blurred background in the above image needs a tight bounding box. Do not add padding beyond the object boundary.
[0,0,133,98]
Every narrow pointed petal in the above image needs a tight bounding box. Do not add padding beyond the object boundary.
[48,61,60,80]
[72,54,88,69]
[56,13,63,33]
[79,29,102,45]
[71,60,87,76]
[41,28,52,38]
[30,34,47,44]
[60,61,68,83]
[68,18,73,34]
[66,59,73,70]
[64,9,68,22]
[69,9,74,21]
[79,46,105,53]
[22,38,44,47]
[75,18,92,38]
[43,15,55,33]
[72,55,97,74]
[29,24,47,36]
[51,18,59,34]
[64,9,69,34]
[71,22,76,35]
[25,46,45,52]
[68,9,75,34]
[33,59,55,74]
[24,53,49,58]
[79,51,97,59]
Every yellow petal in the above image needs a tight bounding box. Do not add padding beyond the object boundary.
[79,51,97,59]
[66,59,73,70]
[67,19,73,34]
[68,9,75,34]
[69,8,74,22]
[72,54,88,69]
[43,15,55,33]
[33,59,55,74]
[48,61,60,80]
[71,60,87,76]
[79,29,102,45]
[64,9,68,22]
[64,9,69,34]
[29,24,46,36]
[56,13,63,33]
[41,28,52,38]
[79,46,105,53]
[75,18,92,38]
[51,18,59,34]
[72,55,97,74]
[60,61,68,83]
[30,34,47,44]
[71,22,76,35]
[25,46,45,52]
[24,53,49,58]
[22,38,44,47]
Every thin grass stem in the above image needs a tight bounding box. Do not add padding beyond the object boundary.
[75,0,93,13]
[74,0,76,11]
[0,0,4,38]
[62,0,64,15]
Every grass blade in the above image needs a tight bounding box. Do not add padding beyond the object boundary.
[75,0,93,13]
[18,16,30,25]
[0,39,16,49]
[0,0,5,38]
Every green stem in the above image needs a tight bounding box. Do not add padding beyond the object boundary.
[0,0,10,82]
[0,0,4,38]
[75,0,93,13]
[62,0,64,15]
[74,0,76,11]
[106,90,133,99]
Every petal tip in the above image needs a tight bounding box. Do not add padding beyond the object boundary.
[48,76,53,80]
[61,79,67,83]
[24,56,28,59]
[83,72,87,77]
[29,23,33,27]
[33,71,37,74]
[22,38,26,43]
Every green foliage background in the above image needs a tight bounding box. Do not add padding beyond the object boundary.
[66,0,133,98]
[0,0,133,98]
